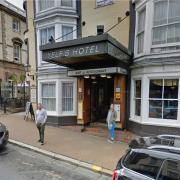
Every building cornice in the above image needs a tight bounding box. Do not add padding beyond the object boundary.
[0,1,26,21]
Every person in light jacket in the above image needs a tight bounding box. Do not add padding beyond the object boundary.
[35,103,47,145]
[106,104,117,142]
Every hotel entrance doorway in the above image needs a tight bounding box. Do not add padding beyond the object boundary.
[87,76,114,123]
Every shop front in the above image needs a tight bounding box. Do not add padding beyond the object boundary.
[40,34,132,129]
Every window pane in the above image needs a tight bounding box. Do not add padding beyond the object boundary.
[40,27,55,45]
[164,79,178,99]
[61,0,72,7]
[154,0,168,26]
[168,0,180,23]
[96,0,112,7]
[167,23,180,43]
[137,32,144,53]
[152,26,167,45]
[135,99,141,116]
[124,152,163,179]
[149,100,162,118]
[158,160,180,180]
[149,80,163,98]
[163,100,178,120]
[62,82,73,112]
[135,80,141,98]
[39,0,54,11]
[62,26,73,41]
[138,9,146,33]
[41,83,56,111]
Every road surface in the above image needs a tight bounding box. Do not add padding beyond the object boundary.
[0,144,111,180]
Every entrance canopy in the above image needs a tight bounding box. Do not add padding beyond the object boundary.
[40,33,132,70]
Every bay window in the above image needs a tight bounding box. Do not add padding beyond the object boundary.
[152,0,180,45]
[149,79,179,120]
[134,80,141,116]
[41,83,56,111]
[137,8,146,54]
[62,82,73,112]
[40,26,55,45]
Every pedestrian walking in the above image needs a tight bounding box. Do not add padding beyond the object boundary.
[106,104,117,142]
[35,103,47,145]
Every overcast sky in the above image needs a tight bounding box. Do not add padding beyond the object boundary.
[7,0,24,9]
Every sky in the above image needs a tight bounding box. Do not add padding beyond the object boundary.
[7,0,24,9]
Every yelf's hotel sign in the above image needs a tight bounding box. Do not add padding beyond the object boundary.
[42,43,105,61]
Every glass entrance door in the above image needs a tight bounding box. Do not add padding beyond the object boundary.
[90,76,114,123]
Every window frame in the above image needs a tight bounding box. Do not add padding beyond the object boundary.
[148,78,179,120]
[134,80,142,117]
[61,0,73,8]
[38,0,55,12]
[61,81,74,113]
[136,7,146,54]
[39,26,55,45]
[41,82,56,112]
[13,43,21,62]
[62,25,74,41]
[152,0,180,47]
[12,18,20,32]
[96,0,113,8]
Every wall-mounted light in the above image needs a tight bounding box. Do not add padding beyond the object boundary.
[100,74,106,78]
[107,75,112,79]
[92,81,97,84]
[84,75,90,79]
[91,76,96,79]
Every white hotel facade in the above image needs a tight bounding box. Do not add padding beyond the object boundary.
[35,0,80,125]
[129,0,180,135]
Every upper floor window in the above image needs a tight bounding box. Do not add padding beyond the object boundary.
[62,26,73,41]
[96,0,113,8]
[137,8,146,54]
[97,25,104,35]
[12,19,20,32]
[40,26,55,45]
[61,0,73,7]
[152,0,180,45]
[38,0,54,12]
[13,44,21,61]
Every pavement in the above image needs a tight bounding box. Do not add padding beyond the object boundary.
[0,112,131,176]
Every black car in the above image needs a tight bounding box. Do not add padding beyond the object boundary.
[112,135,180,180]
[0,122,9,149]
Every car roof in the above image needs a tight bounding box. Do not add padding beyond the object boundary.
[130,147,180,161]
[129,134,180,149]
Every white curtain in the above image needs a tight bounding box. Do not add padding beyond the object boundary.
[61,0,73,7]
[39,0,54,11]
[62,26,73,41]
[42,83,56,111]
[137,9,145,53]
[154,0,168,26]
[62,82,73,112]
[40,27,55,45]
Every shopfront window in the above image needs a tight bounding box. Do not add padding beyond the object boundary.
[41,83,56,111]
[134,80,141,116]
[62,82,73,112]
[149,79,178,120]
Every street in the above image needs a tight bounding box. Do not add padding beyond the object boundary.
[0,144,110,180]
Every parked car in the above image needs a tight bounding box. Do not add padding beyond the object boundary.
[112,135,180,180]
[0,122,9,149]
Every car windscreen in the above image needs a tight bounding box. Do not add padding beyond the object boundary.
[123,151,163,179]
